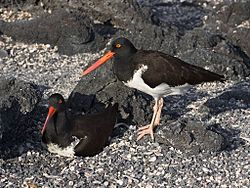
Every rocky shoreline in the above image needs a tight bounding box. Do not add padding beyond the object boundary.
[0,1,249,187]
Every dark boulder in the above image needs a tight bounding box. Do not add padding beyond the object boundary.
[135,1,206,34]
[1,0,249,78]
[177,29,250,79]
[155,118,226,154]
[0,9,107,55]
[200,80,250,116]
[75,0,250,79]
[0,77,42,158]
[204,1,250,57]
[68,62,153,126]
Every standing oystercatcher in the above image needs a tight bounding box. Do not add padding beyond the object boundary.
[41,93,118,157]
[81,37,224,141]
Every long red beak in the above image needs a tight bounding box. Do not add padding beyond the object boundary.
[81,51,115,77]
[41,106,56,135]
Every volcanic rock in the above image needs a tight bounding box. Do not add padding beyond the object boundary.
[155,118,226,154]
[75,0,250,79]
[204,1,250,57]
[200,80,250,116]
[1,0,249,78]
[0,9,107,55]
[0,77,41,158]
[68,62,153,126]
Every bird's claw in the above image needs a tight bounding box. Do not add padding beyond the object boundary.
[137,124,154,141]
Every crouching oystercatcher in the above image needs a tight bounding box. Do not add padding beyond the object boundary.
[81,37,224,141]
[41,93,118,157]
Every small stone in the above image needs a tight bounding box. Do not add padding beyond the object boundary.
[27,151,31,156]
[202,167,209,172]
[148,156,157,162]
[146,184,153,188]
[0,49,8,58]
[116,179,123,186]
[127,154,131,160]
[103,181,109,186]
[68,181,74,186]
[18,156,22,162]
[26,182,38,188]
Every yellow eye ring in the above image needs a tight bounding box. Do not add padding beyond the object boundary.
[116,43,121,48]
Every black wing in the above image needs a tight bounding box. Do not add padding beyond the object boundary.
[72,103,118,157]
[133,51,224,88]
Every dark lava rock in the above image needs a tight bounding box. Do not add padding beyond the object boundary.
[2,0,250,78]
[155,118,226,154]
[75,0,250,79]
[0,9,107,55]
[71,0,180,55]
[68,62,153,126]
[205,1,250,57]
[200,80,250,116]
[0,77,42,158]
[177,29,250,79]
[137,1,206,34]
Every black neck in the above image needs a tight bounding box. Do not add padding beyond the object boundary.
[113,52,137,82]
[46,110,70,136]
[42,109,73,148]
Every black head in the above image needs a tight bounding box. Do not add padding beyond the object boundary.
[81,37,137,76]
[41,93,65,134]
[48,93,65,111]
[110,37,137,58]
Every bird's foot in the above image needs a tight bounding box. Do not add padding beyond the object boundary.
[154,119,161,127]
[137,124,154,141]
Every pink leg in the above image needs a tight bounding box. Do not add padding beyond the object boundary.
[137,98,163,141]
[154,98,164,125]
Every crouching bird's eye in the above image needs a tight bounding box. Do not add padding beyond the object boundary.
[116,43,121,48]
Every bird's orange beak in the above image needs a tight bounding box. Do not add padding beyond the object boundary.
[81,51,115,77]
[41,106,56,135]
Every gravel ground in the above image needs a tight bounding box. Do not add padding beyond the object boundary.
[0,34,103,98]
[0,7,250,188]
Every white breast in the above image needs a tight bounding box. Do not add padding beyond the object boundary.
[46,136,82,158]
[123,64,192,99]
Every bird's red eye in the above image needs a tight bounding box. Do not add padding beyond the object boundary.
[58,100,63,104]
[116,43,121,48]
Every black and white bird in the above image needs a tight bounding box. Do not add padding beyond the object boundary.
[81,37,224,141]
[41,93,118,157]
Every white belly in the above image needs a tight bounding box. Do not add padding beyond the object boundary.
[44,136,82,158]
[47,143,75,158]
[123,65,192,99]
